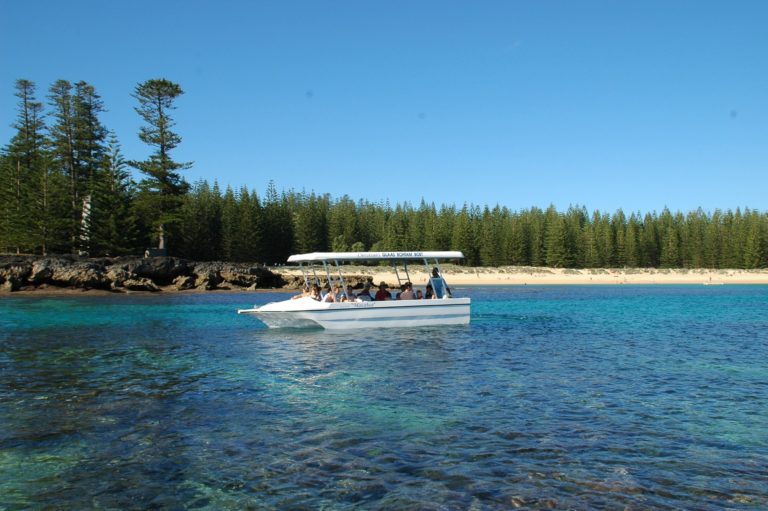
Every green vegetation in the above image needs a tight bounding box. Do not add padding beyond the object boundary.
[129,79,191,251]
[1,78,767,268]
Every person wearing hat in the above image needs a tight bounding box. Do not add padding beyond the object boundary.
[374,281,391,301]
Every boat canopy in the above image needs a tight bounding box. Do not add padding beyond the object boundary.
[287,251,464,264]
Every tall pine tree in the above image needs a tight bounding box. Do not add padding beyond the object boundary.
[88,132,138,255]
[129,79,191,253]
[2,80,52,253]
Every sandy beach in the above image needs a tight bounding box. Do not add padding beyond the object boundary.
[275,265,768,287]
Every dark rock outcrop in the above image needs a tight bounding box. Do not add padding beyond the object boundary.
[0,257,32,291]
[0,255,284,293]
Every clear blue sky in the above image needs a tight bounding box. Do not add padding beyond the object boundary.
[2,0,767,214]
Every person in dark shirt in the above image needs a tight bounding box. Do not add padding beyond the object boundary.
[430,267,451,298]
[357,283,373,301]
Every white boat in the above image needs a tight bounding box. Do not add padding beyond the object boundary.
[238,251,470,330]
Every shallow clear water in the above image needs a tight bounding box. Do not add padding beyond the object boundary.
[1,286,767,510]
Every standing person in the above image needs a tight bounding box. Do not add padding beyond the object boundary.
[375,282,391,301]
[430,267,451,298]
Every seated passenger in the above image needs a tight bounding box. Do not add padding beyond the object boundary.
[309,284,321,301]
[416,289,424,299]
[357,283,373,301]
[374,282,391,301]
[333,284,344,302]
[291,286,310,300]
[425,283,434,299]
[322,284,338,302]
[399,282,415,300]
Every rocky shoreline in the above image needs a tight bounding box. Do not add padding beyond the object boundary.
[7,255,765,294]
[0,255,290,293]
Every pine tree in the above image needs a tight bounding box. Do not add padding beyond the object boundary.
[261,181,294,264]
[88,132,138,255]
[0,152,9,249]
[177,180,222,260]
[719,210,738,268]
[3,80,50,253]
[657,209,681,268]
[660,225,681,268]
[407,201,428,251]
[581,220,599,268]
[46,80,108,253]
[563,206,587,268]
[742,210,765,269]
[703,210,721,268]
[293,191,328,254]
[612,209,627,267]
[129,79,191,253]
[72,81,108,252]
[527,207,545,267]
[624,214,640,267]
[683,208,707,268]
[72,81,107,184]
[220,186,238,261]
[236,187,263,261]
[416,200,438,251]
[47,79,79,247]
[451,205,478,265]
[731,208,747,268]
[357,199,387,252]
[640,212,659,267]
[435,204,456,251]
[505,214,527,265]
[384,204,409,250]
[479,206,501,266]
[544,205,568,267]
[594,212,614,267]
[328,195,358,251]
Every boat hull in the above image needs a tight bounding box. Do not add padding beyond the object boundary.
[238,297,470,330]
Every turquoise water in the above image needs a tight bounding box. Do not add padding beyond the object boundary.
[1,286,767,510]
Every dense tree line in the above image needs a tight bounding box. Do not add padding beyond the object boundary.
[173,185,768,269]
[2,79,767,269]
